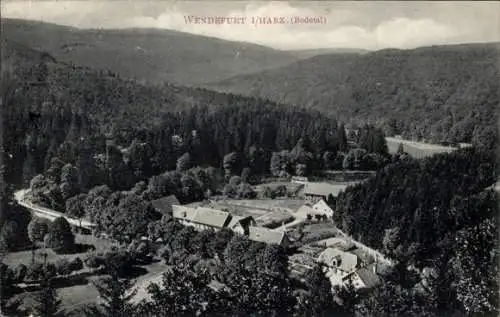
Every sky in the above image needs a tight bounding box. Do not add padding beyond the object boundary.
[2,1,499,50]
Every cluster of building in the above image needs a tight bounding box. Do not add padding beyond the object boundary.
[150,180,385,293]
[315,237,381,291]
[151,195,291,247]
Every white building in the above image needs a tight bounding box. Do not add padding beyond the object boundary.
[317,247,380,291]
[312,199,334,218]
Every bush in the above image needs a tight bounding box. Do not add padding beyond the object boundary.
[26,263,44,281]
[55,257,84,275]
[14,264,27,283]
[84,253,104,269]
[275,185,287,197]
[56,258,72,276]
[46,217,75,253]
[261,186,276,199]
[28,218,49,244]
[69,257,83,272]
[45,263,58,279]
[104,251,134,277]
[0,221,20,251]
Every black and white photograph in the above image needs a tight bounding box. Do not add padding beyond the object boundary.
[0,1,498,316]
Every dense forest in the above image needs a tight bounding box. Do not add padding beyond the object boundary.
[210,43,500,145]
[1,39,391,237]
[2,38,394,190]
[2,39,347,187]
[334,148,498,316]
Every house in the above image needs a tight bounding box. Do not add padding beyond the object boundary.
[248,227,291,247]
[312,199,334,218]
[172,205,197,226]
[151,195,180,215]
[350,248,374,265]
[227,215,256,235]
[303,182,347,204]
[189,207,232,232]
[342,264,381,290]
[317,248,361,274]
[317,248,381,291]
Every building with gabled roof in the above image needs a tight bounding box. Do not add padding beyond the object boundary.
[317,247,360,274]
[172,205,197,226]
[227,215,256,235]
[342,264,381,290]
[312,199,334,218]
[187,207,232,232]
[303,182,347,203]
[294,204,316,219]
[248,227,290,247]
[151,195,180,215]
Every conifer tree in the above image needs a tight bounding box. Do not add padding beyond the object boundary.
[85,268,137,317]
[32,271,61,317]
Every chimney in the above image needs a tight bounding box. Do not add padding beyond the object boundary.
[372,263,377,274]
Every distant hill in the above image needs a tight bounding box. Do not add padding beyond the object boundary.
[208,43,500,144]
[1,19,307,86]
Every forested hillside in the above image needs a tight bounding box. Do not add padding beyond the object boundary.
[210,43,500,146]
[1,19,302,86]
[2,39,352,190]
[334,148,498,316]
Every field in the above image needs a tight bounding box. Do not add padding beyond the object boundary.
[288,222,341,245]
[216,198,304,212]
[254,181,304,196]
[3,234,116,267]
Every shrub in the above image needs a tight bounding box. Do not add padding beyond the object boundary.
[0,221,20,251]
[275,185,287,197]
[28,218,49,244]
[56,258,72,276]
[104,251,134,277]
[46,217,75,253]
[69,257,83,272]
[14,264,27,283]
[26,263,44,281]
[44,263,58,278]
[84,253,104,269]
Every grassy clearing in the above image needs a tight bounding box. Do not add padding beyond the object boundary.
[254,211,295,228]
[288,222,340,244]
[3,234,116,267]
[11,255,170,316]
[219,198,304,211]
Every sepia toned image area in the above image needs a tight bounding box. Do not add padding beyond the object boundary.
[0,1,498,316]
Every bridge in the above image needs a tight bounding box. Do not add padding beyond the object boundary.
[14,189,96,231]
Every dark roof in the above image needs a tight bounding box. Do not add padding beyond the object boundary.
[350,248,373,264]
[227,215,255,230]
[248,227,289,245]
[190,207,231,228]
[151,195,180,213]
[355,266,381,289]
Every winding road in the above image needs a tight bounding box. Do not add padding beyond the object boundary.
[14,189,96,230]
